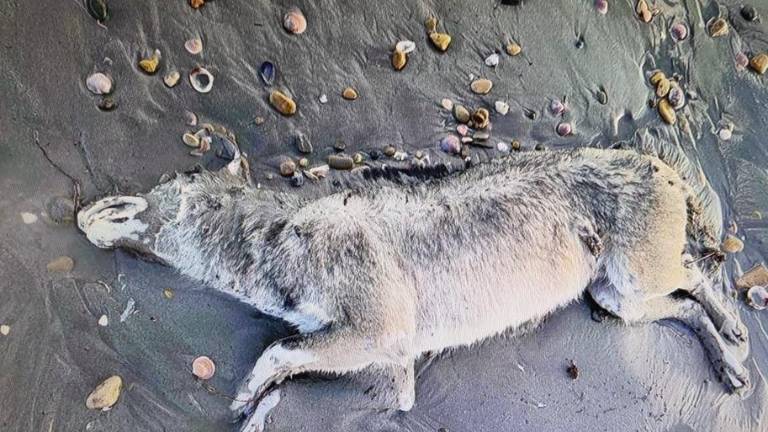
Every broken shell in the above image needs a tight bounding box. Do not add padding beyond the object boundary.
[86,72,113,95]
[718,126,733,141]
[453,105,470,123]
[182,132,200,148]
[192,356,216,380]
[485,53,500,67]
[163,288,174,299]
[319,94,328,104]
[472,108,490,129]
[495,100,509,115]
[658,98,676,125]
[184,111,198,126]
[649,70,666,86]
[47,256,74,273]
[708,17,729,38]
[737,264,768,289]
[595,0,608,15]
[189,67,214,93]
[328,154,354,170]
[721,235,744,253]
[656,78,671,97]
[342,87,358,100]
[185,38,203,55]
[735,52,750,71]
[296,133,313,154]
[750,53,768,75]
[440,135,461,154]
[429,32,451,52]
[505,42,522,56]
[424,16,438,33]
[396,40,416,54]
[556,122,572,136]
[279,159,296,177]
[497,141,510,152]
[747,286,768,310]
[441,98,453,110]
[86,376,122,410]
[0,325,9,336]
[457,124,469,136]
[667,83,685,110]
[470,78,493,94]
[87,0,108,22]
[636,0,652,23]
[164,71,180,88]
[670,22,688,41]
[283,8,307,35]
[392,49,407,71]
[97,97,116,111]
[550,99,566,116]
[138,50,161,74]
[259,61,276,85]
[98,315,108,327]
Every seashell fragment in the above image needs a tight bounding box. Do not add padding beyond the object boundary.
[189,67,214,93]
[750,53,768,75]
[657,98,676,125]
[283,8,307,35]
[184,111,198,126]
[735,52,749,71]
[182,132,200,148]
[259,61,276,85]
[737,264,768,289]
[164,70,180,88]
[98,315,109,327]
[747,286,768,310]
[470,78,493,94]
[485,53,500,67]
[670,22,688,41]
[429,32,451,52]
[708,17,729,38]
[635,0,653,23]
[138,50,161,75]
[87,0,108,22]
[189,0,204,9]
[396,40,416,54]
[342,87,358,100]
[424,16,438,33]
[86,72,113,95]
[494,100,509,115]
[269,90,296,115]
[472,108,490,129]
[556,122,572,136]
[86,376,122,410]
[0,325,9,336]
[595,0,608,15]
[550,99,566,116]
[721,235,744,253]
[392,49,407,71]
[192,356,216,380]
[655,78,671,97]
[505,42,522,56]
[667,82,685,109]
[185,38,203,55]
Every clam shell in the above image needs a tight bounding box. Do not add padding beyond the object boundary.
[707,17,729,38]
[269,90,297,116]
[0,325,10,336]
[424,16,438,33]
[750,53,768,75]
[182,132,200,148]
[735,52,749,71]
[260,61,276,85]
[192,356,216,380]
[86,72,113,95]
[189,67,214,93]
[283,8,307,34]
[470,78,493,94]
[667,83,685,109]
[185,38,203,55]
[648,70,666,86]
[184,110,198,126]
[655,78,671,98]
[747,286,768,310]
[670,22,688,41]
[505,42,521,56]
[86,376,123,410]
[395,40,416,54]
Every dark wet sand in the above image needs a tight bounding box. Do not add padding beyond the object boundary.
[1,0,768,431]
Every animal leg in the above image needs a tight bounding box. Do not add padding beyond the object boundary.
[357,362,416,411]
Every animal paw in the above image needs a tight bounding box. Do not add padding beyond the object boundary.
[720,318,750,361]
[717,356,751,398]
[238,389,281,432]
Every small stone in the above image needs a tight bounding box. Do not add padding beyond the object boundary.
[461,136,473,144]
[473,131,490,141]
[342,87,358,100]
[182,132,200,148]
[655,78,671,98]
[290,173,304,187]
[163,70,180,88]
[505,42,522,56]
[667,83,685,110]
[524,108,538,120]
[735,52,750,71]
[189,0,204,9]
[496,141,510,152]
[453,105,471,123]
[319,94,328,104]
[549,99,565,116]
[721,235,744,253]
[424,16,438,33]
[595,0,608,15]
[718,127,733,141]
[396,40,416,54]
[511,140,522,151]
[670,22,688,41]
[750,53,768,75]
[308,165,330,178]
[259,61,276,85]
[636,0,653,23]
[556,122,572,136]
[184,38,203,55]
[189,67,214,93]
[254,116,265,125]
[649,70,666,86]
[333,140,347,152]
[47,256,74,273]
[596,88,608,105]
[494,100,509,115]
[737,264,768,289]
[86,0,108,22]
[392,49,407,71]
[86,72,113,95]
[485,53,500,67]
[708,17,729,38]
[369,150,382,160]
[741,5,758,22]
[269,90,297,115]
[0,325,9,336]
[283,7,307,35]
[383,146,397,157]
[566,360,579,380]
[295,133,313,154]
[298,158,309,168]
[86,376,122,410]
[429,32,452,52]
[184,111,198,126]
[328,154,354,170]
[535,143,545,151]
[657,98,676,125]
[472,108,490,129]
[97,97,116,112]
[138,50,161,75]
[457,124,469,136]
[20,212,37,224]
[192,356,216,380]
[747,286,768,310]
[470,78,493,95]
[98,315,109,327]
[279,159,296,177]
[163,288,174,299]
[460,145,471,158]
[441,98,454,110]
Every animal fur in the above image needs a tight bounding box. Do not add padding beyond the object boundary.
[77,146,750,432]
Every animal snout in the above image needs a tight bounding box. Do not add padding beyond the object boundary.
[77,196,150,248]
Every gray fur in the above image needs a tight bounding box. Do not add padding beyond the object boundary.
[77,146,750,431]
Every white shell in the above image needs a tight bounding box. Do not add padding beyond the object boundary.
[0,325,9,336]
[86,72,113,95]
[164,71,180,88]
[494,100,510,115]
[395,40,416,54]
[485,53,500,67]
[496,141,510,152]
[319,94,328,104]
[185,38,203,55]
[441,98,453,110]
[747,286,768,310]
[192,356,216,379]
[98,315,109,327]
[189,67,214,93]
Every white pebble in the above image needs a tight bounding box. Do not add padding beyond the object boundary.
[319,94,328,104]
[485,53,500,67]
[0,325,9,336]
[496,142,510,152]
[395,40,416,54]
[718,127,733,141]
[98,315,109,327]
[20,212,38,224]
[441,98,454,110]
[494,101,510,115]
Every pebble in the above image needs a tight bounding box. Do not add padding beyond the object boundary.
[192,356,216,380]
[283,7,307,35]
[472,108,490,129]
[649,70,665,86]
[750,53,768,74]
[473,131,490,141]
[596,88,608,105]
[424,16,438,33]
[595,0,608,15]
[457,124,469,136]
[667,83,685,109]
[494,100,509,115]
[735,52,750,71]
[737,264,768,289]
[189,67,214,93]
[21,212,38,224]
[429,33,451,52]
[655,78,671,97]
[47,256,74,273]
[164,70,180,88]
[138,50,161,75]
[549,99,565,116]
[392,49,407,71]
[470,79,493,95]
[86,376,123,410]
[189,0,204,9]
[440,135,461,154]
[718,126,733,141]
[260,61,276,85]
[636,0,653,23]
[556,122,572,136]
[279,159,296,177]
[295,133,313,154]
[453,105,470,123]
[708,17,729,38]
[741,5,758,22]
[657,99,676,125]
[485,53,500,67]
[333,140,346,151]
[184,111,198,126]
[298,158,309,168]
[45,196,75,224]
[182,132,200,148]
[97,97,116,111]
[353,153,364,164]
[496,141,510,152]
[747,286,768,310]
[328,154,354,170]
[670,22,688,41]
[396,40,416,54]
[721,235,744,253]
[86,72,113,95]
[98,315,109,327]
[290,173,304,187]
[184,38,203,55]
[511,140,522,151]
[441,98,454,111]
[319,94,328,104]
[0,325,9,336]
[342,87,358,100]
[269,90,297,115]
[383,146,397,157]
[505,42,522,56]
[86,0,108,22]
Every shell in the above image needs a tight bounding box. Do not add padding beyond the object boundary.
[470,78,493,94]
[472,108,490,129]
[164,71,180,88]
[556,122,572,136]
[595,0,608,15]
[655,78,671,97]
[319,94,328,104]
[192,356,216,380]
[163,288,174,299]
[750,53,768,75]
[189,0,204,9]
[0,325,9,336]
[138,50,161,74]
[496,141,510,152]
[98,315,109,326]
[185,38,203,55]
[747,286,768,310]
[395,40,416,54]
[184,111,198,126]
[718,127,733,141]
[259,61,276,85]
[505,42,521,56]
[667,83,685,109]
[453,105,470,123]
[457,124,469,136]
[429,32,451,52]
[721,235,744,253]
[392,49,407,71]
[342,87,358,100]
[636,0,652,23]
[648,70,665,86]
[657,98,676,125]
[283,8,307,35]
[269,90,297,116]
[189,67,214,93]
[670,22,688,41]
[86,376,123,410]
[86,72,113,95]
[440,135,461,154]
[441,98,453,110]
[182,132,200,148]
[707,17,729,38]
[87,0,108,21]
[549,99,566,116]
[494,100,509,115]
[735,52,750,71]
[485,53,500,67]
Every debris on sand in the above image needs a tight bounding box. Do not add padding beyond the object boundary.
[163,288,174,299]
[97,97,116,111]
[189,0,205,10]
[750,53,768,75]
[549,98,565,116]
[396,40,416,54]
[192,356,216,379]
[0,325,10,336]
[269,90,296,115]
[747,286,768,310]
[470,78,493,95]
[657,99,676,125]
[138,50,161,75]
[494,100,509,115]
[164,70,180,88]
[47,256,74,273]
[342,87,359,100]
[189,67,214,93]
[259,61,276,85]
[556,122,573,136]
[392,49,407,71]
[566,360,579,379]
[86,72,113,95]
[86,0,108,22]
[670,22,688,42]
[283,7,307,35]
[429,32,451,52]
[185,38,203,55]
[736,264,768,289]
[86,376,123,410]
[595,0,608,15]
[119,298,136,323]
[328,154,354,170]
[98,314,109,327]
[707,17,729,38]
[485,53,500,67]
[505,41,522,56]
[472,108,489,129]
[440,135,461,154]
[279,159,296,177]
